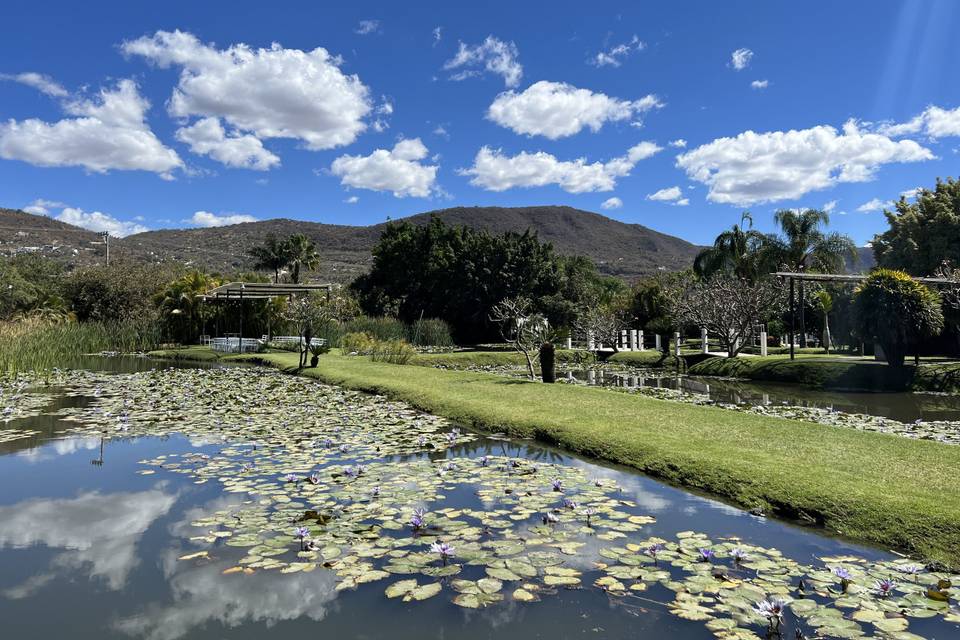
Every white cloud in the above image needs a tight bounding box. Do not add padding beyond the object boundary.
[647,186,683,201]
[460,141,661,193]
[22,198,67,215]
[189,211,258,227]
[900,187,920,199]
[876,105,960,139]
[354,20,381,35]
[675,198,690,206]
[730,48,753,70]
[856,198,893,213]
[57,206,149,237]
[601,197,623,210]
[823,199,838,213]
[669,138,687,148]
[444,36,522,87]
[676,120,934,206]
[432,26,442,45]
[0,71,68,97]
[175,117,279,170]
[123,30,372,151]
[589,35,645,67]
[751,79,769,90]
[432,124,449,139]
[0,79,182,176]
[344,196,359,204]
[487,81,663,139]
[330,137,438,197]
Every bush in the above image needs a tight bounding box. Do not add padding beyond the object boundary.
[341,332,377,355]
[369,339,416,364]
[344,316,407,341]
[853,269,944,367]
[408,318,454,347]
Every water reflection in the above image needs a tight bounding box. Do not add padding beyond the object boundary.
[0,488,176,595]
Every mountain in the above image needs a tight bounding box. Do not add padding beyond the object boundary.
[2,205,703,282]
[0,208,106,265]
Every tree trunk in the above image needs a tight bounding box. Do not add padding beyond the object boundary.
[799,281,807,349]
[822,314,831,354]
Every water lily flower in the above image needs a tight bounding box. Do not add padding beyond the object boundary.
[355,464,367,475]
[646,543,665,559]
[543,512,559,524]
[479,456,489,466]
[371,485,381,497]
[338,444,348,453]
[731,548,748,563]
[410,508,426,530]
[417,435,426,447]
[832,566,852,592]
[873,578,897,596]
[594,478,603,487]
[294,526,310,539]
[446,431,458,443]
[342,466,357,479]
[309,471,321,484]
[898,564,922,575]
[753,597,786,631]
[699,548,715,562]
[583,507,597,527]
[284,473,300,483]
[551,478,563,492]
[430,541,455,564]
[562,498,578,510]
[322,438,334,447]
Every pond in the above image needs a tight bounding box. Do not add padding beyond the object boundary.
[1,359,958,640]
[565,368,960,424]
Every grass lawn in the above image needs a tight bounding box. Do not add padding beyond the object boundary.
[151,345,960,568]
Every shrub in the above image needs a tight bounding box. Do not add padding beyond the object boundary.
[344,316,407,341]
[853,269,944,367]
[408,318,454,347]
[369,339,416,364]
[341,332,377,355]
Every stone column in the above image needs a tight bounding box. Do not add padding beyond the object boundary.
[637,330,644,351]
[759,331,768,357]
[673,331,681,357]
[565,337,572,350]
[654,333,661,351]
[620,330,628,351]
[701,327,709,354]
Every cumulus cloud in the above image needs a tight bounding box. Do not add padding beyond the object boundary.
[589,35,645,67]
[175,117,279,170]
[669,139,687,148]
[344,195,359,204]
[647,186,689,206]
[354,20,381,35]
[856,198,893,213]
[876,105,960,139]
[487,81,663,139]
[57,206,150,237]
[459,141,661,193]
[0,79,182,176]
[189,211,258,227]
[123,30,372,151]
[444,36,522,87]
[751,79,769,90]
[22,198,67,215]
[0,71,68,97]
[601,197,623,210]
[730,48,753,70]
[330,138,438,197]
[823,199,838,213]
[676,120,934,205]
[432,26,442,45]
[900,187,920,199]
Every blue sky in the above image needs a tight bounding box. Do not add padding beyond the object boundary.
[1,0,959,245]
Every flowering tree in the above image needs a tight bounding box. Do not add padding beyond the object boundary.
[575,303,628,355]
[489,296,550,380]
[664,274,783,357]
[282,291,358,368]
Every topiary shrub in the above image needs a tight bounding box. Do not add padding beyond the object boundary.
[852,269,944,367]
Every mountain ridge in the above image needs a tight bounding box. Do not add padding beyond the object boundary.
[1,205,702,281]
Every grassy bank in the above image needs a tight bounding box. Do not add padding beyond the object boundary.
[151,345,960,567]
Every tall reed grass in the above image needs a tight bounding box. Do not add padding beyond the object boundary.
[0,318,162,377]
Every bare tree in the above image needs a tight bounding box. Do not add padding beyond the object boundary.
[282,291,358,368]
[936,260,960,310]
[575,304,628,355]
[490,297,550,380]
[663,274,784,357]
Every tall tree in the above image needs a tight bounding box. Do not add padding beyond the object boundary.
[693,212,776,282]
[285,234,321,284]
[248,234,291,283]
[873,178,960,275]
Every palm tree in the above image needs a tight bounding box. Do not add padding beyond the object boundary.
[248,234,291,283]
[816,290,833,354]
[770,209,856,348]
[693,212,776,282]
[155,270,220,343]
[285,234,321,284]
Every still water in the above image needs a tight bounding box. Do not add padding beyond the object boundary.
[1,359,957,639]
[566,367,960,423]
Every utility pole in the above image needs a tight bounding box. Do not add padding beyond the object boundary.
[99,231,110,266]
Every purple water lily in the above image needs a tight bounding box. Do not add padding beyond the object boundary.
[543,512,559,524]
[873,578,897,597]
[479,456,489,466]
[753,597,786,632]
[322,438,334,447]
[583,507,597,527]
[417,435,426,447]
[293,525,310,549]
[898,564,922,575]
[562,498,578,510]
[371,485,381,497]
[283,473,300,483]
[338,444,349,453]
[551,478,563,492]
[731,548,748,563]
[833,566,852,592]
[430,541,455,564]
[410,508,426,530]
[342,466,358,479]
[698,548,715,562]
[646,543,665,561]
